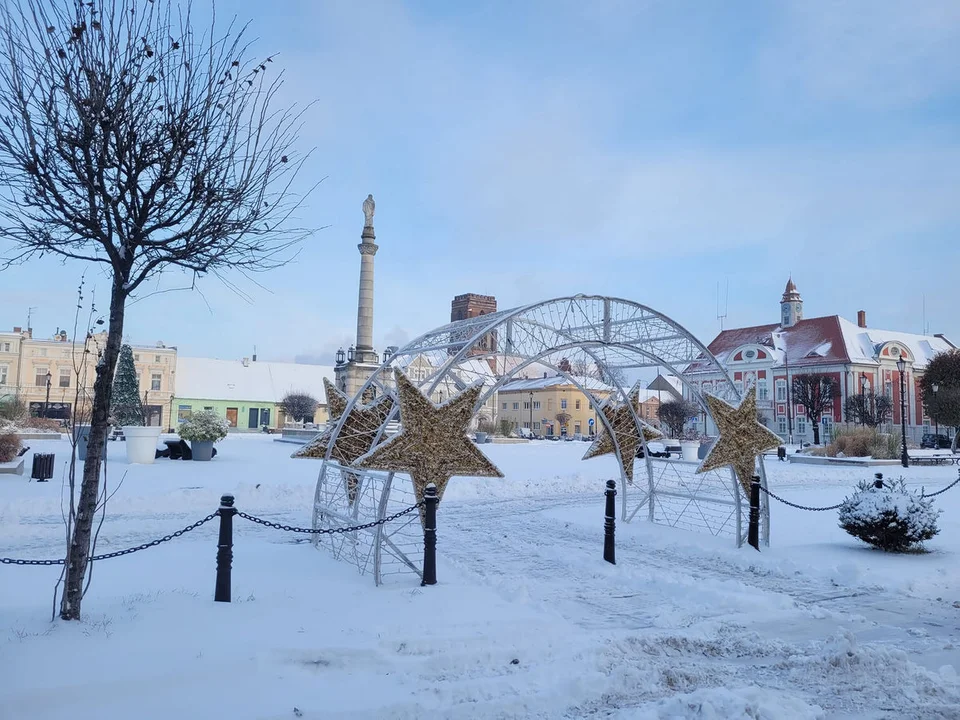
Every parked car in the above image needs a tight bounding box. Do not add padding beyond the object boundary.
[920,433,953,449]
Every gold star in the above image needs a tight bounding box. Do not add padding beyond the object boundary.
[357,369,503,505]
[583,389,660,483]
[293,378,394,466]
[698,386,781,494]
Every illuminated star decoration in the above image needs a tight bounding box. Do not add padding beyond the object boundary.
[357,369,503,511]
[294,378,394,502]
[697,386,782,495]
[583,389,661,484]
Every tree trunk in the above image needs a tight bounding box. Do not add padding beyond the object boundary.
[812,421,820,446]
[60,279,126,621]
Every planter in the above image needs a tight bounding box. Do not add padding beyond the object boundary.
[75,425,107,462]
[680,440,700,462]
[191,440,215,461]
[475,432,488,444]
[123,425,162,464]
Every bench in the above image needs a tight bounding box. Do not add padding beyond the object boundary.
[909,455,955,466]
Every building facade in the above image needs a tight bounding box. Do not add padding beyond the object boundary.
[173,356,332,431]
[683,279,956,444]
[498,375,614,437]
[0,327,177,426]
[450,293,498,357]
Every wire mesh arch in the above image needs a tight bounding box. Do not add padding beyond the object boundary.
[313,295,770,583]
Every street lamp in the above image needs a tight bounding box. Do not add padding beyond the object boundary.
[932,383,939,443]
[335,348,345,365]
[529,391,534,434]
[42,370,52,419]
[859,375,867,427]
[897,356,908,468]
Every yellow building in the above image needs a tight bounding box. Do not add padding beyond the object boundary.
[0,327,177,427]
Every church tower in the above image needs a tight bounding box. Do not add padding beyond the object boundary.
[780,277,803,328]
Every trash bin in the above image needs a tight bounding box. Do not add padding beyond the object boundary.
[31,453,55,482]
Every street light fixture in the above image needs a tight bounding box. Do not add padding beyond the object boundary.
[897,356,908,468]
[859,375,867,427]
[42,370,52,419]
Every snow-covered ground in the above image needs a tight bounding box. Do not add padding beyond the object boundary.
[2,435,960,719]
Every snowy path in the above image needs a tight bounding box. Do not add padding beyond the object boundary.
[440,495,960,718]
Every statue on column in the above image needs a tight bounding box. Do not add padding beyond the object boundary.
[362,194,375,228]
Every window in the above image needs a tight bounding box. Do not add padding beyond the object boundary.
[533,422,540,430]
[0,365,7,385]
[560,399,568,409]
[532,401,541,410]
[775,379,787,402]
[38,348,47,357]
[756,380,769,401]
[203,406,214,411]
[574,423,581,434]
[523,421,530,428]
[502,402,507,410]
[745,350,756,360]
[134,354,140,361]
[575,399,581,410]
[885,380,893,398]
[59,368,70,388]
[155,355,161,363]
[523,401,530,410]
[734,380,743,395]
[777,416,787,434]
[512,402,519,410]
[151,373,162,391]
[2,342,9,352]
[177,405,193,423]
[797,416,807,436]
[35,367,49,387]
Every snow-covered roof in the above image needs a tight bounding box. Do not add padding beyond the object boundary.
[175,357,334,403]
[500,375,614,393]
[837,317,954,369]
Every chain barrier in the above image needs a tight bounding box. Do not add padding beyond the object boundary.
[0,513,218,567]
[756,484,844,512]
[922,474,960,499]
[237,501,424,535]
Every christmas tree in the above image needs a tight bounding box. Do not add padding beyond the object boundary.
[111,344,144,426]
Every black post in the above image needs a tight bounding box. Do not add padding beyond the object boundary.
[748,476,761,551]
[874,472,884,489]
[898,359,909,468]
[421,483,438,586]
[215,494,236,603]
[603,479,616,564]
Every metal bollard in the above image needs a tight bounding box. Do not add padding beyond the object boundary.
[603,479,617,564]
[748,476,761,551]
[215,494,236,602]
[873,472,884,489]
[421,483,438,586]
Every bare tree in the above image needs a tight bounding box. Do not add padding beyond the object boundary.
[791,374,836,445]
[0,0,313,620]
[844,392,893,428]
[657,399,699,439]
[280,391,318,423]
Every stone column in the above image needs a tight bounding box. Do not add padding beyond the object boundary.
[355,222,378,362]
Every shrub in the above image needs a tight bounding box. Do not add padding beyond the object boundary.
[19,417,64,433]
[178,410,230,443]
[839,477,940,552]
[0,430,23,462]
[0,396,26,423]
[825,426,900,459]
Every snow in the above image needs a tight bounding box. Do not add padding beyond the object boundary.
[3,436,960,718]
[174,357,335,403]
[837,317,953,369]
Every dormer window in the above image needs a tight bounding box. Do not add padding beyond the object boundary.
[744,350,756,360]
[890,346,901,357]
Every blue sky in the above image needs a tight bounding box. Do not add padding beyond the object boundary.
[3,0,958,362]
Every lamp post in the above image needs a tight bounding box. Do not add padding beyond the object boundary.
[859,375,867,427]
[932,383,939,443]
[42,370,51,419]
[897,356,908,468]
[529,391,533,434]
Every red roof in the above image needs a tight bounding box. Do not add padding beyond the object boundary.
[686,316,850,373]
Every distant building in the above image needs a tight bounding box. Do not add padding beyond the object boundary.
[0,327,176,426]
[173,357,333,431]
[450,293,497,357]
[684,278,955,443]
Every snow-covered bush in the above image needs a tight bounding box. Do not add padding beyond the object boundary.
[839,477,940,552]
[178,410,229,443]
[0,429,23,462]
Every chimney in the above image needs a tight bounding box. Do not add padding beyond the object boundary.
[13,326,21,333]
[857,310,867,329]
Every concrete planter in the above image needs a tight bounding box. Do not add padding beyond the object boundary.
[191,440,215,461]
[123,426,162,464]
[680,440,700,462]
[475,432,488,444]
[75,425,107,462]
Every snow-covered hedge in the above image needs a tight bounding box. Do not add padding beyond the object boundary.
[838,478,940,552]
[178,410,229,443]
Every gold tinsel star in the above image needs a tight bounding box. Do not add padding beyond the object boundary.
[357,369,503,505]
[697,386,781,494]
[582,389,661,484]
[293,378,394,466]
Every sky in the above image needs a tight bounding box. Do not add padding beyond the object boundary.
[2,0,958,364]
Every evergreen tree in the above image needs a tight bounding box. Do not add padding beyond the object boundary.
[111,345,143,426]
